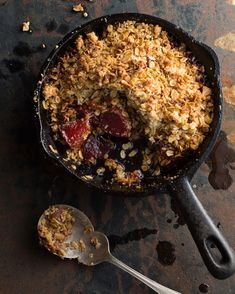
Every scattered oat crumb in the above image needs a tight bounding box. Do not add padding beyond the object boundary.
[39,43,46,49]
[82,175,93,181]
[104,154,109,159]
[152,167,160,176]
[83,12,88,18]
[21,21,30,32]
[166,150,174,157]
[122,142,133,150]
[73,3,84,12]
[84,226,93,234]
[96,167,105,175]
[71,164,77,170]
[120,150,126,159]
[91,236,101,249]
[128,149,138,157]
[48,144,58,154]
[78,239,86,252]
[55,45,59,49]
[70,240,79,250]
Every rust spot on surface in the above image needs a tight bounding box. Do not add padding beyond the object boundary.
[223,85,235,106]
[156,241,176,266]
[108,228,157,252]
[214,32,235,53]
[136,0,157,15]
[171,198,186,226]
[227,0,235,5]
[228,132,235,143]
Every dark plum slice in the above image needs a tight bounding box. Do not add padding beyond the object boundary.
[82,134,114,161]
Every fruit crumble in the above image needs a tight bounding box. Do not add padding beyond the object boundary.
[42,21,214,186]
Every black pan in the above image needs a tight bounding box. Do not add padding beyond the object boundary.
[34,13,235,279]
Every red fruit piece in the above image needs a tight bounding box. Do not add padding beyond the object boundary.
[100,108,131,137]
[61,119,91,148]
[82,134,114,161]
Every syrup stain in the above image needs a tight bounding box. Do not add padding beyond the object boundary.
[108,228,157,252]
[45,19,58,32]
[207,134,235,190]
[171,197,186,227]
[13,41,36,57]
[156,241,176,265]
[3,59,25,72]
[0,69,8,79]
[57,23,70,35]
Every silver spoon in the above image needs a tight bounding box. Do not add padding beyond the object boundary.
[38,204,181,294]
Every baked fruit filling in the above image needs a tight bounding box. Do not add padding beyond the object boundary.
[42,21,214,186]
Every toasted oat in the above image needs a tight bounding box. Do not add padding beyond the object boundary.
[72,3,84,12]
[78,239,86,252]
[84,226,93,234]
[128,149,138,157]
[91,237,101,249]
[120,150,126,159]
[21,21,30,32]
[48,144,58,154]
[122,142,133,150]
[70,240,79,250]
[39,43,46,49]
[96,167,105,175]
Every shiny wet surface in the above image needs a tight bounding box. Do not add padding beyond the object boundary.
[1,1,235,293]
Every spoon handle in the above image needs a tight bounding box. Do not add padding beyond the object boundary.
[107,254,181,294]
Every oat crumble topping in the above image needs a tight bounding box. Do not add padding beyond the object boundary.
[42,21,214,186]
[38,206,75,257]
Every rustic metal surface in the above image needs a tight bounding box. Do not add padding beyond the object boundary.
[0,1,235,293]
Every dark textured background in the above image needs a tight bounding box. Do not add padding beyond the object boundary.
[1,1,235,293]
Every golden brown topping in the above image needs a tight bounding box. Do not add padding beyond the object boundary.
[43,21,214,185]
[72,3,84,12]
[38,206,75,258]
[91,237,101,249]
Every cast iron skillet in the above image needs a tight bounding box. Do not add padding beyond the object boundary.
[34,13,235,279]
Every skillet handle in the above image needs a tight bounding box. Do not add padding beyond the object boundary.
[168,177,235,279]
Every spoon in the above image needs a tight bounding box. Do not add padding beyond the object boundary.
[38,204,181,294]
